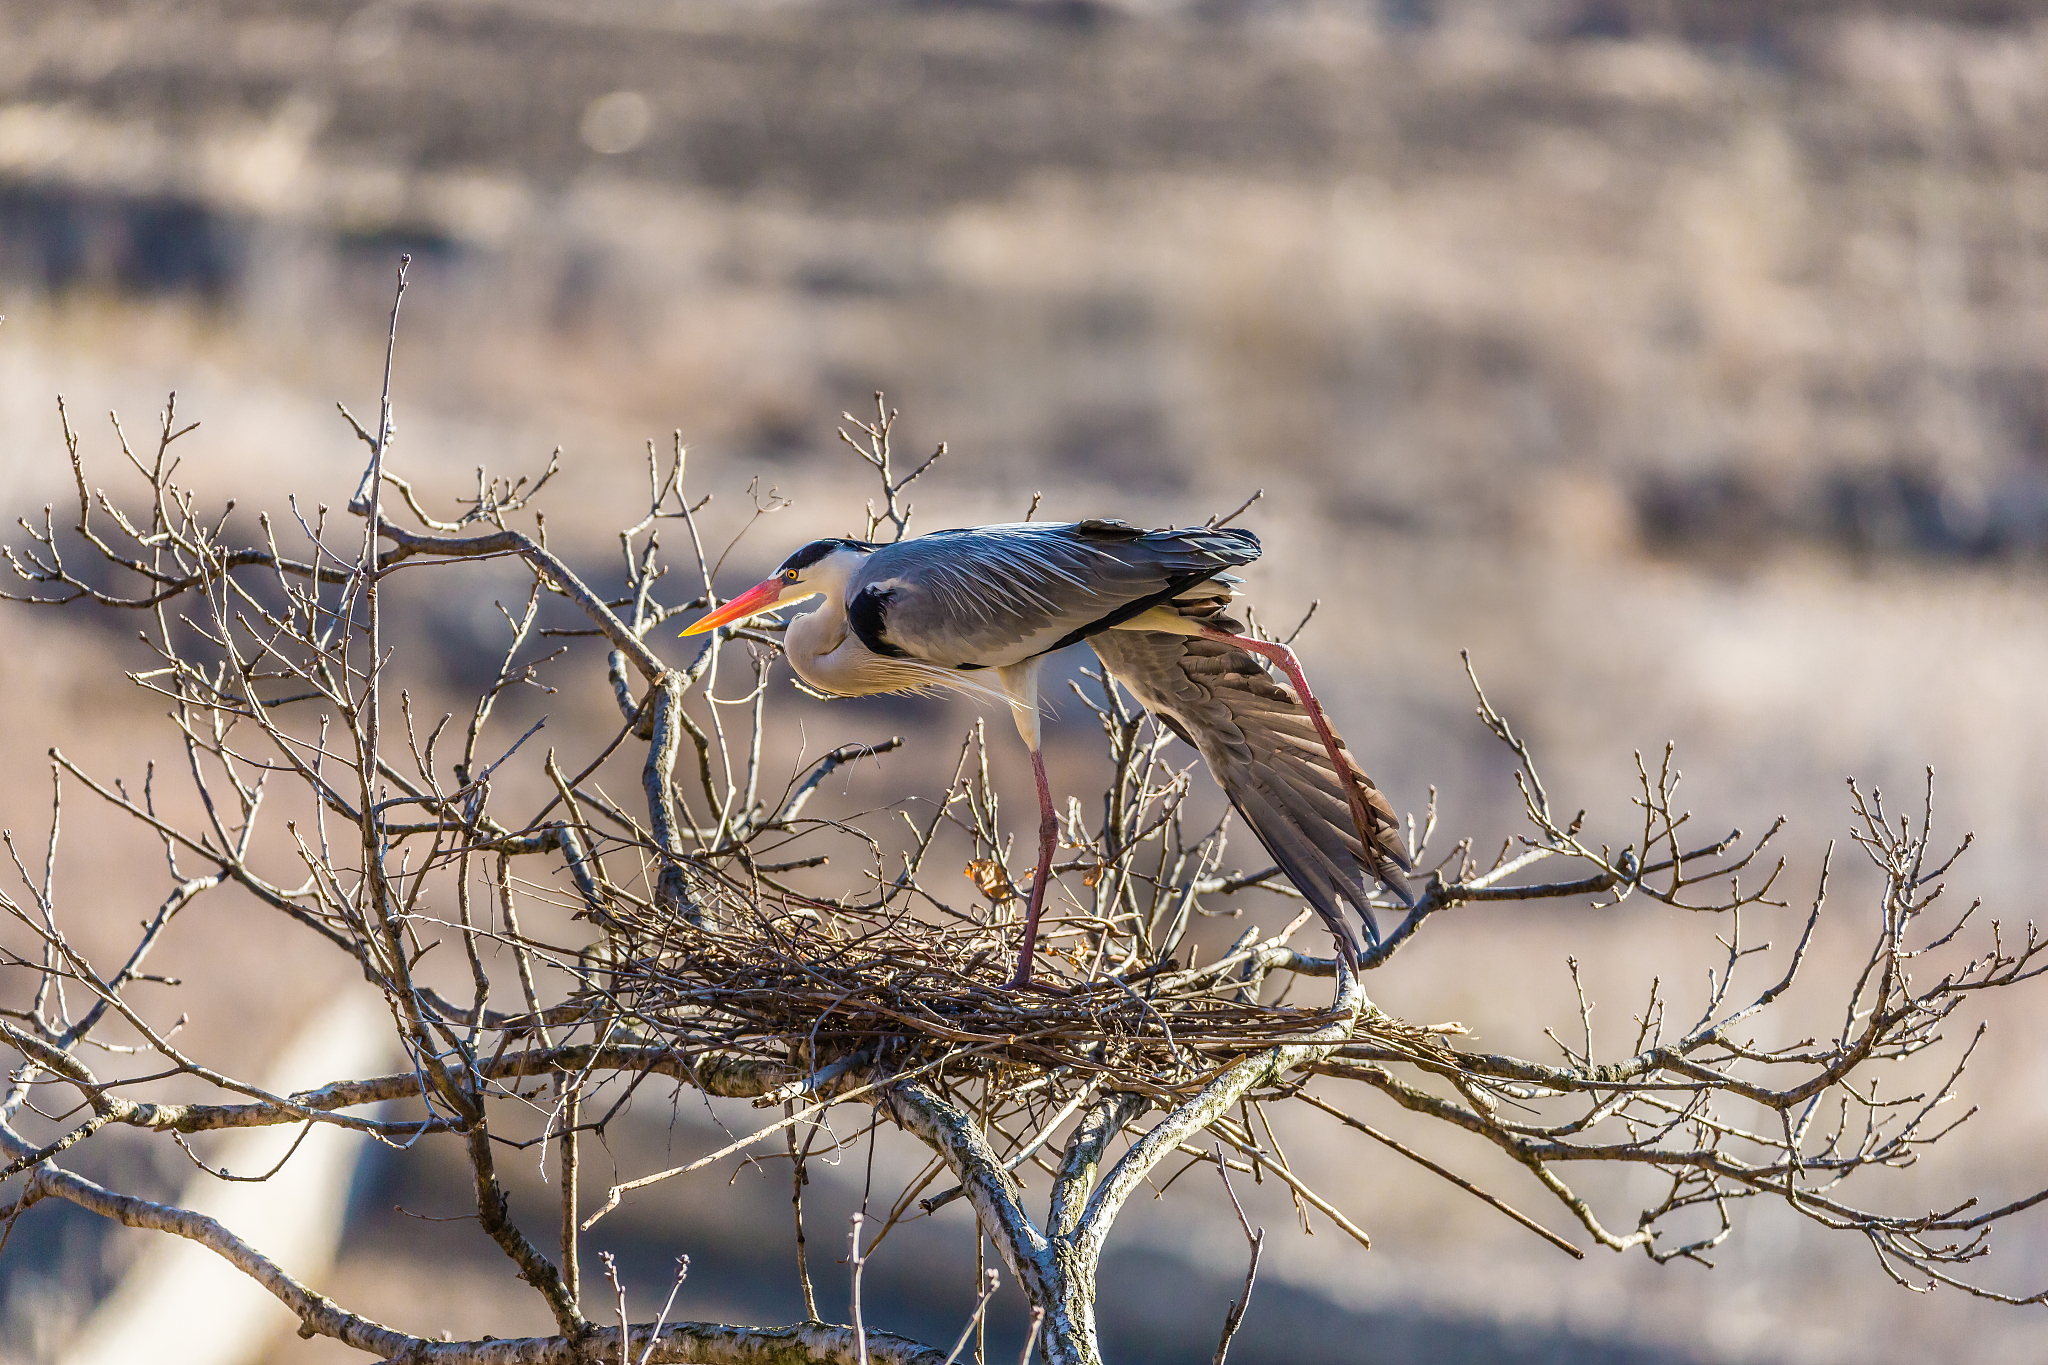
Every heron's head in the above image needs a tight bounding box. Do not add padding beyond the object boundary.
[680,539,874,636]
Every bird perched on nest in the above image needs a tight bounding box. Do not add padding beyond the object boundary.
[684,519,1411,989]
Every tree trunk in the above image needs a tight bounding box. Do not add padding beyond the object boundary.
[1041,1247,1109,1365]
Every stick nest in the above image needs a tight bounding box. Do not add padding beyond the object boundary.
[596,894,1442,1098]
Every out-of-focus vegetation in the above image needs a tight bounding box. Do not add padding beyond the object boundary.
[3,0,2046,560]
[1,3,2045,1363]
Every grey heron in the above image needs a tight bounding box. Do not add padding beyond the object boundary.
[683,519,1411,988]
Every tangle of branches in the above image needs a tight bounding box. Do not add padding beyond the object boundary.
[3,272,2044,1365]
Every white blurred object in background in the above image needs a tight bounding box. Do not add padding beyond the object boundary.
[57,992,392,1365]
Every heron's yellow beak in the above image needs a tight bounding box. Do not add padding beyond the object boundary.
[680,577,786,636]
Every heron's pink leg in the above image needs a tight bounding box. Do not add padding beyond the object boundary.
[1005,743,1060,991]
[1203,628,1379,851]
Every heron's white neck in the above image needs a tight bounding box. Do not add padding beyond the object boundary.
[777,549,880,696]
[782,590,847,684]
[774,546,1031,711]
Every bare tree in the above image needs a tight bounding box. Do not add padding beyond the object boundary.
[4,272,2046,1365]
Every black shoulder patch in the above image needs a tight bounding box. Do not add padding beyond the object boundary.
[1073,518,1143,541]
[1041,567,1220,656]
[847,584,909,658]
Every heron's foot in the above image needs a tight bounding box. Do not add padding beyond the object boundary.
[1003,949,1036,992]
[1001,946,1070,994]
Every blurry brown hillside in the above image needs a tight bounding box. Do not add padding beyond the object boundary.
[3,4,2048,1365]
[2,0,2046,559]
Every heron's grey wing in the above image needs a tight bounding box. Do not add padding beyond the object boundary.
[1087,627,1411,964]
[850,520,1256,669]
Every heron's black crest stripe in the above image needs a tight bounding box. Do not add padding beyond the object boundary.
[779,538,874,574]
[847,584,909,658]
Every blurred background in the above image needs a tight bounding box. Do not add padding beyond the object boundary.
[3,1,2047,1362]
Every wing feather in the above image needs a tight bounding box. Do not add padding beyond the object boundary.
[1088,626,1411,966]
[851,521,1258,667]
